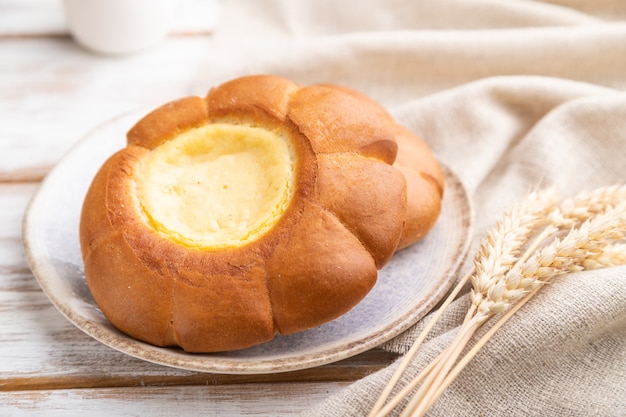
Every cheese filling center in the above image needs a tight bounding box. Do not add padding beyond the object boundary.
[135,123,295,249]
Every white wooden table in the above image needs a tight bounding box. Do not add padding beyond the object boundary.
[0,1,397,415]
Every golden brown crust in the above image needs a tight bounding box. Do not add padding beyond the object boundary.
[393,125,445,249]
[79,75,444,352]
[266,204,377,334]
[317,83,445,249]
[287,84,398,163]
[127,96,209,149]
[316,153,406,268]
[205,74,298,122]
[80,149,176,347]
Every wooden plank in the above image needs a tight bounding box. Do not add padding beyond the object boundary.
[3,263,385,388]
[0,348,394,391]
[0,382,348,416]
[0,184,397,390]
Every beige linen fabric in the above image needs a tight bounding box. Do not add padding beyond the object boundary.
[193,1,626,415]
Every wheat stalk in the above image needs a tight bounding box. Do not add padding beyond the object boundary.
[405,199,626,417]
[368,184,626,417]
[420,205,626,413]
[369,188,558,417]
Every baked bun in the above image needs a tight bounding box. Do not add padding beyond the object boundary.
[79,75,444,352]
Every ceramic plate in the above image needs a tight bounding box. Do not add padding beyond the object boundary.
[22,110,473,374]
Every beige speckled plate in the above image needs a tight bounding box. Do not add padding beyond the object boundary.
[22,110,473,374]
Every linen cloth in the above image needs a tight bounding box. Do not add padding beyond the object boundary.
[193,1,626,415]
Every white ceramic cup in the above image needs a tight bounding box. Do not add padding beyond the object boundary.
[62,0,178,55]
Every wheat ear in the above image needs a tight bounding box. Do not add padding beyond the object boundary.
[408,201,626,417]
[369,188,558,417]
[422,204,626,412]
[368,185,626,417]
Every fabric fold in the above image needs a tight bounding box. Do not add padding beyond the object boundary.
[302,269,626,416]
[191,0,626,415]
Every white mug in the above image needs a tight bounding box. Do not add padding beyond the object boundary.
[62,0,178,55]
